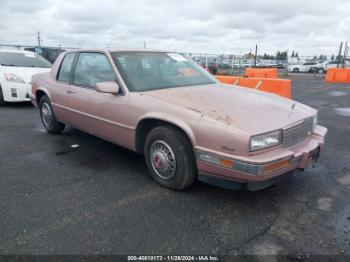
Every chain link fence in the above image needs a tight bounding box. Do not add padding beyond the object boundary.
[184,53,288,76]
[184,52,350,76]
[2,43,349,76]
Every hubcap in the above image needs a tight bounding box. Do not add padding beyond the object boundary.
[41,103,53,128]
[150,140,176,180]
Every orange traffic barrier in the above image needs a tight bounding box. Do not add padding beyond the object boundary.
[216,75,291,99]
[325,68,350,83]
[245,68,278,78]
[253,78,291,98]
[215,75,240,85]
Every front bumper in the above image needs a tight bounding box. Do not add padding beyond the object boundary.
[196,125,327,183]
[1,81,31,102]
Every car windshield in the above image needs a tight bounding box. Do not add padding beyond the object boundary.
[0,52,52,68]
[111,52,217,92]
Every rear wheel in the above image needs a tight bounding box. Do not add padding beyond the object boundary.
[144,126,197,190]
[39,95,65,134]
[292,68,299,73]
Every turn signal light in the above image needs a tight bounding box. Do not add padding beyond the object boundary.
[219,158,234,168]
[263,159,290,172]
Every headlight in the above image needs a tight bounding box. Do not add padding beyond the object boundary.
[3,73,25,83]
[313,113,318,128]
[250,130,281,151]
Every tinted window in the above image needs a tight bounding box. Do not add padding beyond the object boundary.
[73,53,115,88]
[111,52,217,92]
[57,53,75,82]
[0,52,52,68]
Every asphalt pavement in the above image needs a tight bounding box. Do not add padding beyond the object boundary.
[0,76,349,256]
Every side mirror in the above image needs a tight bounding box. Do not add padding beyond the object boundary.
[96,81,120,94]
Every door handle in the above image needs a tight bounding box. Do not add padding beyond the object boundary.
[66,90,76,94]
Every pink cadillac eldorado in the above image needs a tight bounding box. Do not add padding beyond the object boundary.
[31,49,327,191]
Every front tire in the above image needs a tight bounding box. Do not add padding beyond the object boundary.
[292,68,299,73]
[144,126,197,190]
[39,95,65,134]
[318,68,325,74]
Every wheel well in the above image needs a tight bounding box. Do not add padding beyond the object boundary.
[135,119,194,154]
[36,90,46,104]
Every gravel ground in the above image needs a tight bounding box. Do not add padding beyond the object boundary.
[0,76,349,256]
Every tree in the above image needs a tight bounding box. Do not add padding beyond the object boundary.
[282,51,288,60]
[331,54,335,60]
[261,53,276,60]
[295,52,299,58]
[291,51,295,57]
[276,51,287,60]
[281,51,288,60]
[319,54,324,60]
[324,55,327,60]
[336,54,343,60]
[276,51,281,60]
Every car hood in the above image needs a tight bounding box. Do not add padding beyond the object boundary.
[143,83,316,135]
[0,66,51,84]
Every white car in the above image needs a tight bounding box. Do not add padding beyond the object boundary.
[287,62,317,73]
[0,50,51,105]
[322,60,350,72]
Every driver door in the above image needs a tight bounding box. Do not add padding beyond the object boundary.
[64,52,132,148]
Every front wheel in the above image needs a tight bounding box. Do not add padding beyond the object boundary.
[39,95,65,134]
[144,126,197,190]
[318,68,325,74]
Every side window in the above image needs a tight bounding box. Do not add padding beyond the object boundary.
[72,53,115,88]
[57,53,75,82]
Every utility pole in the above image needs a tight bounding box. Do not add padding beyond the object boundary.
[144,41,146,49]
[337,42,343,68]
[343,42,348,67]
[37,32,41,48]
[231,55,235,75]
[254,44,258,68]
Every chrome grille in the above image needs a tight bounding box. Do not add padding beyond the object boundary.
[282,117,313,147]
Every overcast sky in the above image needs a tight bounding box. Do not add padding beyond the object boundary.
[0,0,349,56]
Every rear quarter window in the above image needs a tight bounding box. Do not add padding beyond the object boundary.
[57,53,75,82]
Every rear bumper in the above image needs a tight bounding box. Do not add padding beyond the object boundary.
[195,125,327,184]
[1,81,31,102]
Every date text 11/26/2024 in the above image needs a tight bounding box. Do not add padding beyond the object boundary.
[127,255,220,261]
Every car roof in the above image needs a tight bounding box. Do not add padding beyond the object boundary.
[65,48,174,53]
[0,49,37,54]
